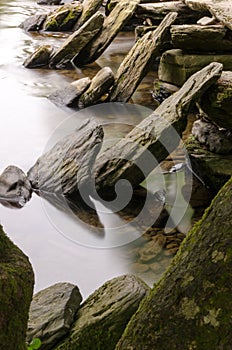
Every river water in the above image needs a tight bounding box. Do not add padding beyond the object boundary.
[0,0,193,298]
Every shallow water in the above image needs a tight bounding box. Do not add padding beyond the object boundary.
[0,0,192,297]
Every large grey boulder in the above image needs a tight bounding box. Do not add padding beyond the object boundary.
[73,0,140,66]
[43,3,83,31]
[27,119,104,196]
[27,283,83,350]
[23,45,53,69]
[110,12,177,102]
[48,77,91,107]
[79,67,114,108]
[158,49,232,86]
[171,24,232,53]
[55,275,149,350]
[199,71,232,130]
[49,11,104,69]
[0,165,32,208]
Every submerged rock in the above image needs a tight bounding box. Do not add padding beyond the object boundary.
[27,119,103,196]
[78,67,114,108]
[0,165,32,208]
[192,119,232,154]
[55,275,149,350]
[49,11,104,69]
[27,283,82,350]
[23,45,53,68]
[43,3,83,31]
[48,77,91,107]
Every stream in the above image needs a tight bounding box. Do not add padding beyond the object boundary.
[0,0,194,298]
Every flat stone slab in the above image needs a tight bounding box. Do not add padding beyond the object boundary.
[158,49,232,86]
[54,275,149,350]
[27,283,83,350]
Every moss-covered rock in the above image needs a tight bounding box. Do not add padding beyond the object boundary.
[23,45,53,69]
[55,275,149,350]
[0,225,34,349]
[116,176,232,350]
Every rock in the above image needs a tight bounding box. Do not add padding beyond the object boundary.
[136,1,209,24]
[37,0,62,4]
[116,176,232,350]
[27,119,104,196]
[54,275,149,350]
[0,225,34,349]
[73,0,140,66]
[94,62,222,194]
[186,135,232,192]
[158,49,232,86]
[73,0,103,30]
[152,79,179,107]
[48,77,91,107]
[197,16,217,25]
[27,283,82,350]
[138,237,166,262]
[79,67,114,107]
[23,45,53,68]
[170,24,232,53]
[184,0,232,31]
[199,71,232,129]
[0,165,32,208]
[20,14,47,31]
[43,3,83,32]
[49,11,104,69]
[110,12,177,102]
[192,119,232,154]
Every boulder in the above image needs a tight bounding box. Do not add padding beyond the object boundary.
[94,62,222,194]
[184,0,232,31]
[192,119,232,154]
[116,176,232,350]
[73,0,103,30]
[48,77,91,107]
[170,24,232,53]
[43,3,83,32]
[27,119,103,196]
[73,0,140,66]
[0,225,34,349]
[197,16,217,25]
[27,283,83,350]
[199,71,232,129]
[49,11,104,69]
[158,49,232,86]
[110,12,177,102]
[55,275,149,350]
[136,1,209,24]
[79,67,114,108]
[20,14,47,32]
[152,79,179,107]
[23,45,53,68]
[0,165,32,208]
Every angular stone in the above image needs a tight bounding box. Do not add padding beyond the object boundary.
[0,165,32,208]
[73,0,103,30]
[27,119,104,195]
[48,77,91,107]
[73,0,140,66]
[49,11,104,69]
[27,283,82,350]
[23,45,53,69]
[94,62,222,194]
[186,135,232,192]
[79,67,114,108]
[152,79,179,107]
[20,14,47,32]
[199,71,232,129]
[197,16,217,25]
[192,119,232,154]
[43,3,83,32]
[0,225,34,349]
[158,49,232,86]
[110,12,177,102]
[171,24,232,53]
[37,0,61,4]
[185,0,232,31]
[136,1,208,24]
[55,275,149,350]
